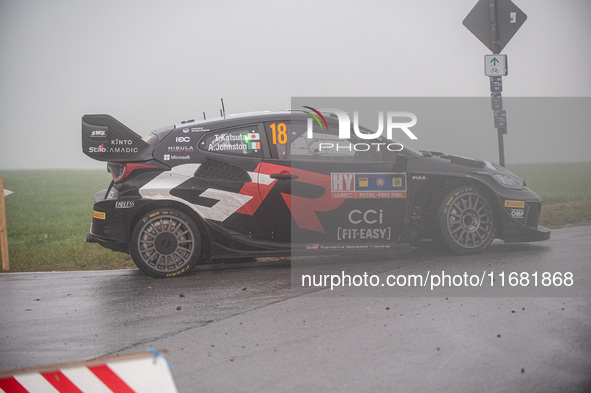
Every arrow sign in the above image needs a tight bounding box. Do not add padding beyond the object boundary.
[485,54,507,76]
[3,190,12,197]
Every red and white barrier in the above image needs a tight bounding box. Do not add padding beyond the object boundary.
[0,349,178,393]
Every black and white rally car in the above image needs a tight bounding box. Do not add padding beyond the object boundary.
[82,111,550,278]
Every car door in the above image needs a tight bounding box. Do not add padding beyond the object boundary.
[191,123,277,242]
[258,119,410,252]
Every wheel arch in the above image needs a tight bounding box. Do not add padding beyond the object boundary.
[129,199,212,261]
[411,174,503,240]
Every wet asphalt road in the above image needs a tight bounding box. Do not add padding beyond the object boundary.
[1,226,590,393]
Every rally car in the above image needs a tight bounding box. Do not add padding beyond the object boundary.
[82,110,550,278]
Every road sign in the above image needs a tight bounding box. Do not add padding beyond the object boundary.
[490,76,503,93]
[491,93,503,110]
[494,110,507,129]
[485,54,507,76]
[463,0,527,52]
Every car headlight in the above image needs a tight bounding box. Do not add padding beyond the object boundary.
[492,173,524,190]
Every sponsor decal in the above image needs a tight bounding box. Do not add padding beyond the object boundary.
[305,243,391,250]
[510,209,525,218]
[168,145,194,153]
[348,209,383,224]
[412,175,426,180]
[88,145,105,153]
[317,245,346,250]
[337,227,391,240]
[93,210,106,220]
[338,209,391,240]
[111,139,132,145]
[88,145,139,154]
[163,154,190,161]
[115,201,135,209]
[90,130,106,138]
[187,126,209,133]
[505,200,525,208]
[345,244,391,249]
[303,244,392,250]
[331,173,407,199]
[176,136,190,143]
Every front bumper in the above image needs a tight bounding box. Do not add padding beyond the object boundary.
[500,224,551,243]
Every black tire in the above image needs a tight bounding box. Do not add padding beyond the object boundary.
[130,208,202,278]
[438,186,496,254]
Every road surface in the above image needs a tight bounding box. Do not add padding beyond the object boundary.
[1,226,590,392]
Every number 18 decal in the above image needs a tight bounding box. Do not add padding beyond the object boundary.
[270,123,287,145]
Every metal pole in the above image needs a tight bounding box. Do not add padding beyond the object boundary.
[0,176,9,272]
[489,0,500,54]
[489,0,506,167]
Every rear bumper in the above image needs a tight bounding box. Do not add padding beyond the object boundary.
[87,188,134,253]
[86,231,128,253]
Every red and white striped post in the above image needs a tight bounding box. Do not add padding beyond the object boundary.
[0,349,177,393]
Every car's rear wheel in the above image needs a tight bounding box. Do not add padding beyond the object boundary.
[438,186,496,254]
[130,208,201,278]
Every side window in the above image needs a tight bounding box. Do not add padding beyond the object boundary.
[264,121,384,162]
[198,126,263,157]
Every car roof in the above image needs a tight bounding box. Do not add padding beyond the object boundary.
[174,110,333,129]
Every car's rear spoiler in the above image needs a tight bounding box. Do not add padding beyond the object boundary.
[82,114,152,162]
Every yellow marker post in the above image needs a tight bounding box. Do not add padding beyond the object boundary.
[0,176,9,272]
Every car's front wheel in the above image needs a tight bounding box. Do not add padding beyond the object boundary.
[130,208,201,278]
[438,186,496,254]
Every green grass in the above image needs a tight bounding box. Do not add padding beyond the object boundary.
[508,162,591,205]
[1,170,134,272]
[0,164,590,272]
[507,163,591,228]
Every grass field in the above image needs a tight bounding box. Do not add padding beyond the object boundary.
[1,170,134,272]
[507,162,591,228]
[1,163,590,272]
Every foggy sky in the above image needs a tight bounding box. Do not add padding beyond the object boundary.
[1,0,590,169]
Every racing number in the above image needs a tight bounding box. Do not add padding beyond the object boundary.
[270,123,287,145]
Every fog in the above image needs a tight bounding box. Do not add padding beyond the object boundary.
[1,0,590,169]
